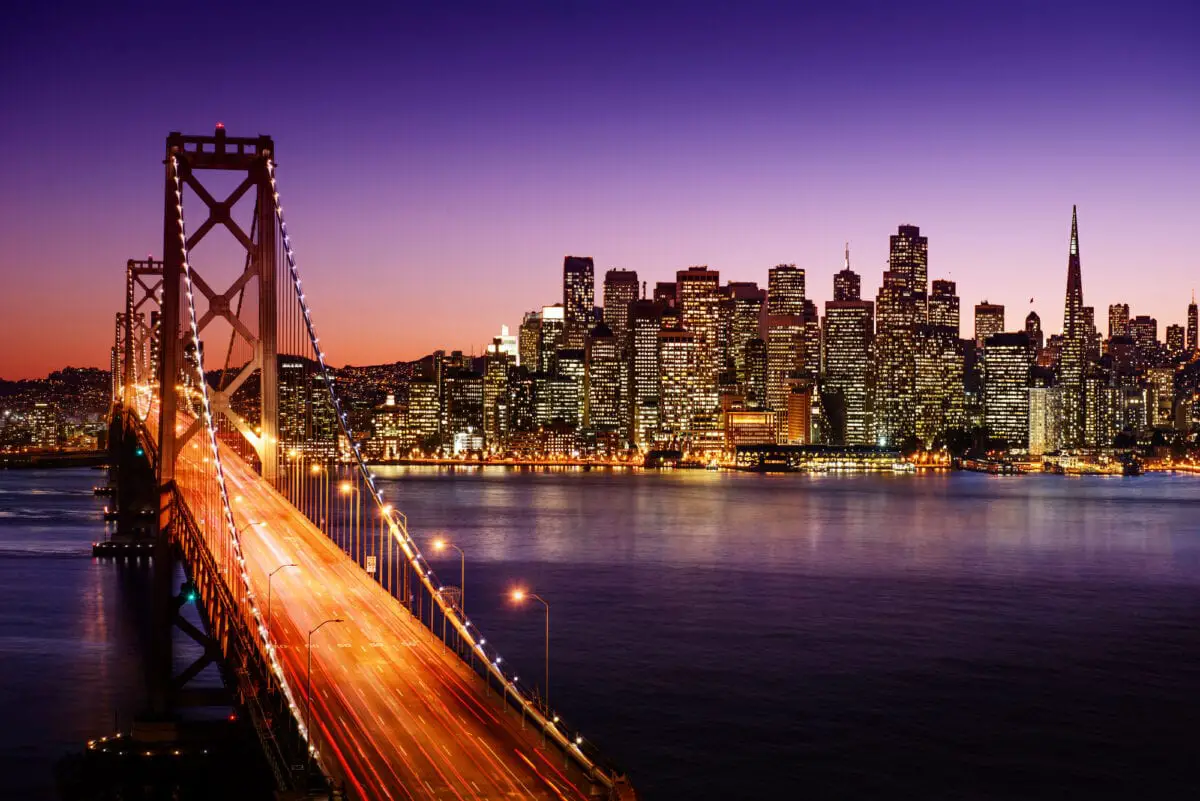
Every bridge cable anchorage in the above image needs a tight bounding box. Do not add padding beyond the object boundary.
[170,155,315,764]
[266,160,619,789]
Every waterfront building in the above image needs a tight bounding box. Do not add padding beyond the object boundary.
[822,287,874,445]
[874,270,917,446]
[767,264,805,316]
[483,339,512,448]
[786,384,813,444]
[658,329,697,441]
[628,299,663,446]
[982,332,1033,448]
[723,409,777,449]
[974,301,1005,350]
[765,314,805,442]
[370,394,409,460]
[444,369,484,445]
[585,323,621,434]
[563,256,595,350]
[914,324,965,447]
[1028,385,1062,455]
[676,267,722,418]
[406,380,440,450]
[29,402,59,450]
[744,338,768,411]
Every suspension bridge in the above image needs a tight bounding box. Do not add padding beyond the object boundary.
[107,126,635,800]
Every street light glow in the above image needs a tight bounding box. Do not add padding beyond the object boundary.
[511,588,526,602]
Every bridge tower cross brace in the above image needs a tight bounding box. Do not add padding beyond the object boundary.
[124,258,163,406]
[158,127,279,503]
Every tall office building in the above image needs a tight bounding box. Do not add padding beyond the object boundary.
[744,338,768,410]
[726,282,766,382]
[407,380,440,449]
[1108,303,1130,340]
[1028,385,1062,456]
[602,269,640,345]
[483,339,512,448]
[974,302,1005,349]
[1166,324,1185,355]
[915,279,964,446]
[556,348,586,424]
[823,274,875,445]
[765,314,805,441]
[538,305,565,373]
[767,264,806,315]
[833,244,861,301]
[628,299,663,446]
[658,329,697,440]
[1129,315,1159,372]
[518,310,541,369]
[1188,293,1198,353]
[653,282,676,307]
[676,267,722,419]
[562,256,595,350]
[585,323,621,433]
[982,333,1033,448]
[929,280,960,331]
[1059,206,1088,446]
[874,270,918,446]
[1025,311,1044,353]
[889,225,929,319]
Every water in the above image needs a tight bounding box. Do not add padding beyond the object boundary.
[4,468,1200,798]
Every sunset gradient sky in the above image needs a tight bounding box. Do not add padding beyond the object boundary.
[0,1,1196,378]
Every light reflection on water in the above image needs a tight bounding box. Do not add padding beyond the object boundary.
[3,466,1200,799]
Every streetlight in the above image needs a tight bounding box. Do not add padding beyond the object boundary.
[306,617,344,748]
[431,538,465,617]
[339,481,360,561]
[267,562,298,632]
[510,588,550,732]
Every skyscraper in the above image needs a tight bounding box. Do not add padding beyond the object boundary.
[889,225,929,319]
[833,244,861,302]
[874,270,917,446]
[658,329,697,440]
[725,282,766,384]
[1059,206,1087,446]
[765,314,805,441]
[1188,293,1198,353]
[1108,303,1130,340]
[982,333,1033,448]
[767,264,805,315]
[974,302,1005,349]
[562,256,595,350]
[602,269,640,346]
[1167,324,1185,355]
[676,267,722,420]
[929,280,960,331]
[1025,311,1044,353]
[823,269,874,445]
[628,299,663,446]
[538,305,565,373]
[483,338,512,449]
[585,323,621,433]
[518,310,541,369]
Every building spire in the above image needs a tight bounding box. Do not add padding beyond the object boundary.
[844,241,850,271]
[1069,204,1079,256]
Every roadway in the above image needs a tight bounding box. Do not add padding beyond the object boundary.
[163,414,602,800]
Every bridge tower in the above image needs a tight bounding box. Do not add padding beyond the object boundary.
[158,126,279,510]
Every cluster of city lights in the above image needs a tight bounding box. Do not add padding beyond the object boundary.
[266,160,605,781]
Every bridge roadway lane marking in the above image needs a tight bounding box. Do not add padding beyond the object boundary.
[203,439,592,801]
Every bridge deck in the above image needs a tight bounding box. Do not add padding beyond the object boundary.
[168,421,599,800]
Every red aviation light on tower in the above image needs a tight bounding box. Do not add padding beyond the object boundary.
[215,121,225,130]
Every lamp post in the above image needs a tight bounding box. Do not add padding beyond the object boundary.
[306,617,343,751]
[267,563,298,632]
[431,538,465,617]
[511,588,550,740]
[339,481,360,562]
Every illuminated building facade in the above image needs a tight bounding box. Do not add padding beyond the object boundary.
[765,314,805,442]
[629,299,663,446]
[676,266,721,419]
[874,270,917,446]
[562,256,595,350]
[974,302,1005,350]
[1028,385,1062,455]
[822,290,874,445]
[889,225,929,319]
[585,323,621,434]
[981,332,1032,448]
[767,264,805,315]
[1108,303,1130,339]
[658,329,697,440]
[1059,206,1088,447]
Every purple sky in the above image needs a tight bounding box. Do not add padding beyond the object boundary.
[0,1,1196,378]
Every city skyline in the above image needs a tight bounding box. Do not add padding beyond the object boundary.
[2,1,1198,378]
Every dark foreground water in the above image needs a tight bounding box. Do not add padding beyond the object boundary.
[3,468,1200,799]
